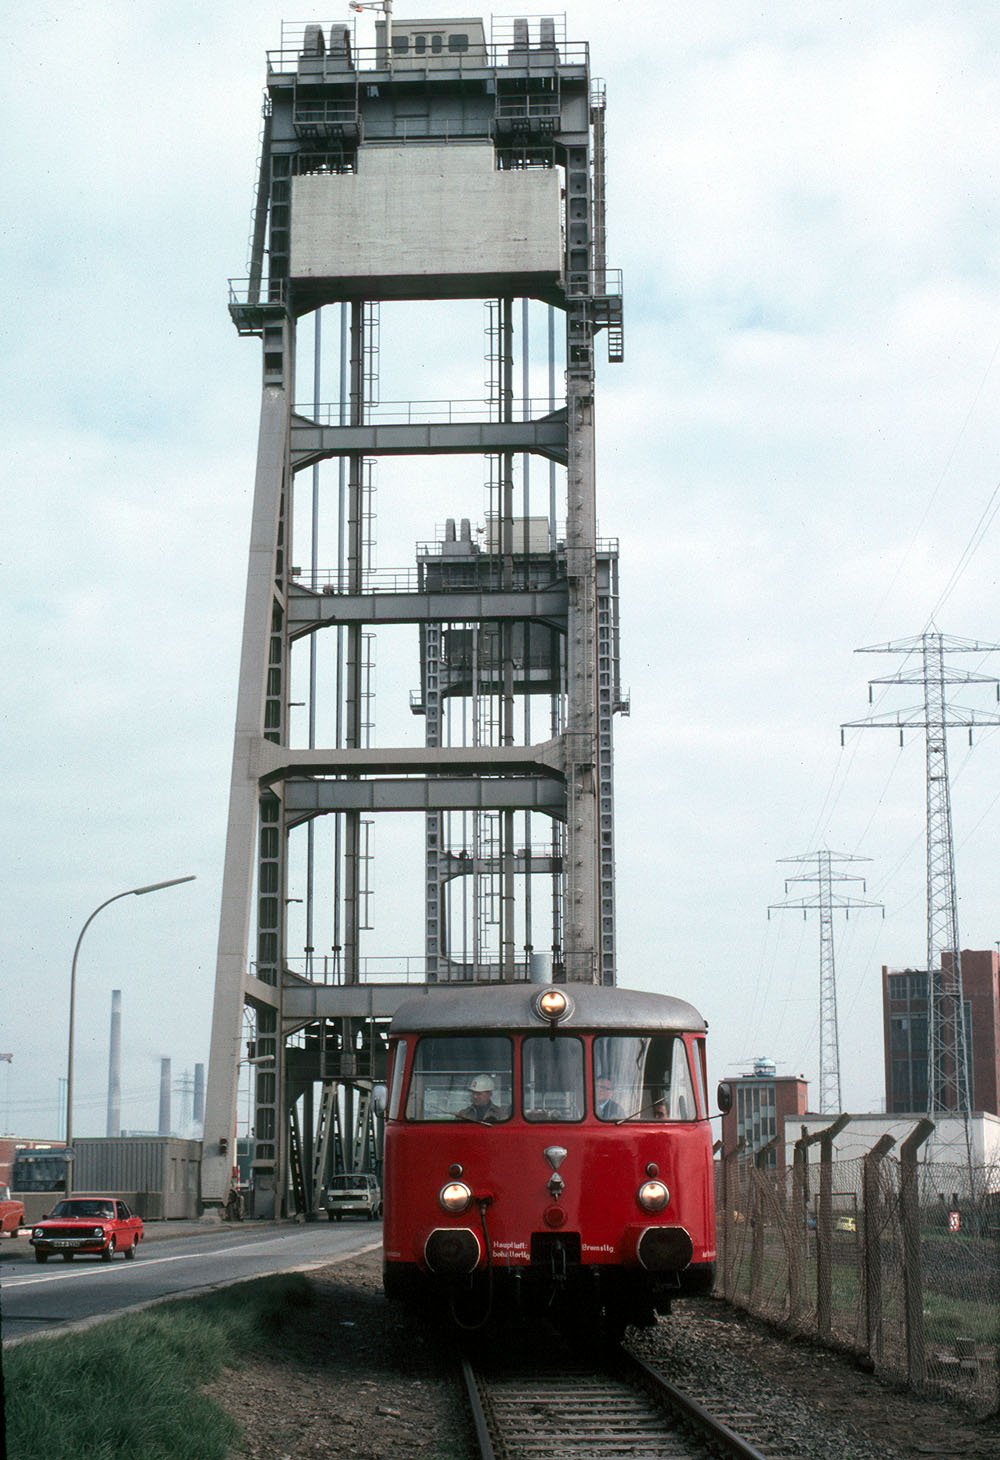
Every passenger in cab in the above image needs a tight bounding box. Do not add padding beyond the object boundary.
[457,1075,505,1123]
[595,1075,624,1120]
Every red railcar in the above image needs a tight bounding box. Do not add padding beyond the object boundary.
[382,983,717,1331]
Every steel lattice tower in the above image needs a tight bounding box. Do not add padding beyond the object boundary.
[201,13,625,1216]
[769,850,882,1113]
[843,629,1000,1117]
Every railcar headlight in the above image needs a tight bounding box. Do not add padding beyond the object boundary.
[532,987,573,1025]
[439,1181,472,1213]
[638,1179,670,1213]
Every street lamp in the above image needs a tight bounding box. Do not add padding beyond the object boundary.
[66,876,195,1193]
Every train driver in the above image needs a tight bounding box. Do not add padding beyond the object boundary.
[458,1075,505,1123]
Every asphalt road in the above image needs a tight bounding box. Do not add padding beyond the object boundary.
[0,1220,382,1345]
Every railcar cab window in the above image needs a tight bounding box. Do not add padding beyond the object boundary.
[522,1035,585,1122]
[593,1035,700,1121]
[388,1039,408,1119]
[404,1035,512,1121]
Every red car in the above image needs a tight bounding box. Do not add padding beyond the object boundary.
[0,1184,25,1237]
[30,1197,143,1263]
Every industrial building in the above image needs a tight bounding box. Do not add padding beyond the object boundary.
[203,14,625,1216]
[882,950,1000,1116]
[719,1059,809,1173]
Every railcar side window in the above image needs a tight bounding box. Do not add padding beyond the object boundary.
[405,1035,512,1121]
[522,1035,585,1121]
[666,1038,698,1120]
[691,1038,709,1118]
[387,1040,408,1119]
[593,1035,700,1121]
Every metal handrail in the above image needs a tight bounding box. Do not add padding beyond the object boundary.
[267,39,590,80]
[295,397,564,427]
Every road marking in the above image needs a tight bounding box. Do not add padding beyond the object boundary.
[2,1239,382,1347]
[5,1232,379,1290]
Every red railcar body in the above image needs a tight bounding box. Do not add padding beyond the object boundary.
[382,984,717,1330]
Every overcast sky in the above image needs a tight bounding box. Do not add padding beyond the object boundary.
[4,1,1000,1142]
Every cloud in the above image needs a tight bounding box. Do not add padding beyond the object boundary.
[4,1,1000,1137]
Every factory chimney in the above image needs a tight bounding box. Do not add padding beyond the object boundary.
[158,1058,171,1135]
[193,1063,205,1133]
[106,990,122,1137]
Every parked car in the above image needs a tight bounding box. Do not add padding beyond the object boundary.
[30,1197,143,1263]
[0,1184,25,1237]
[325,1173,382,1221]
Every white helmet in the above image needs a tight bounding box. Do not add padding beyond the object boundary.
[469,1075,494,1093]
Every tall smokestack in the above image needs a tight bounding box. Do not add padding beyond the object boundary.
[193,1063,205,1132]
[106,990,122,1137]
[158,1058,171,1135]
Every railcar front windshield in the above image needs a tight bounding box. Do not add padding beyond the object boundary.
[593,1034,700,1121]
[405,1035,513,1121]
[522,1035,585,1122]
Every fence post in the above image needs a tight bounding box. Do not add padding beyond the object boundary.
[900,1118,934,1390]
[719,1141,744,1300]
[713,1140,724,1297]
[801,1114,850,1340]
[750,1135,779,1310]
[789,1129,810,1324]
[862,1132,896,1366]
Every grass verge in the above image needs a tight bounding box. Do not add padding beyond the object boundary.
[4,1272,312,1460]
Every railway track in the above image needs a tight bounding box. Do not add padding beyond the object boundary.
[461,1341,783,1460]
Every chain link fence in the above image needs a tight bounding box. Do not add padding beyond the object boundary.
[715,1139,1000,1415]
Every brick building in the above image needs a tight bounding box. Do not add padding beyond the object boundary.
[882,949,1000,1116]
[720,1059,810,1171]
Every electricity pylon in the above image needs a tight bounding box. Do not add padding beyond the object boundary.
[769,850,883,1113]
[843,628,1000,1119]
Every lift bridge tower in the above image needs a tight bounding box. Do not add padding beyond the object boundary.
[202,12,625,1215]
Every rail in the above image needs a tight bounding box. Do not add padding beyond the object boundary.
[461,1345,772,1460]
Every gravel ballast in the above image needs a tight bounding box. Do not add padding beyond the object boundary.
[207,1249,1000,1459]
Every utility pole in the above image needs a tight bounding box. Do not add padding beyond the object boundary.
[1,1054,12,1138]
[842,628,1000,1124]
[769,851,883,1113]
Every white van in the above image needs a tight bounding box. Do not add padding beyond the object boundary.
[325,1172,382,1221]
